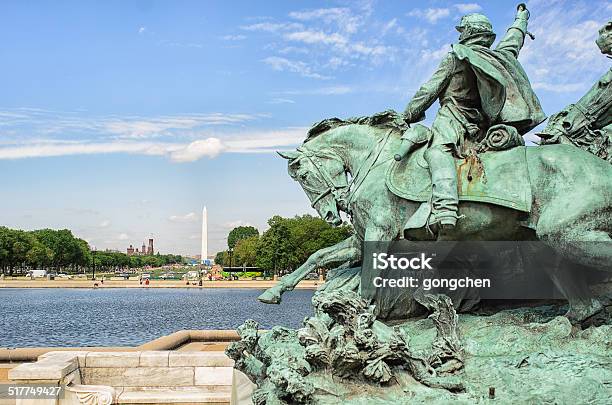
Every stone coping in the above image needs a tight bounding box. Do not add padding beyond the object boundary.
[9,351,234,382]
[0,330,239,362]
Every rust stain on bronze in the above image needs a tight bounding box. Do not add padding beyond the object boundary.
[458,153,487,196]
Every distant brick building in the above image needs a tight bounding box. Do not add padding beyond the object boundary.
[127,238,154,256]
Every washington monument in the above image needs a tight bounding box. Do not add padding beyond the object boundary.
[201,205,208,264]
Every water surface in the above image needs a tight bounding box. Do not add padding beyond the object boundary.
[0,288,313,347]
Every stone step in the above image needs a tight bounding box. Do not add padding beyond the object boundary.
[116,386,231,404]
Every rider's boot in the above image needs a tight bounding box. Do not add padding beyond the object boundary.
[424,145,459,229]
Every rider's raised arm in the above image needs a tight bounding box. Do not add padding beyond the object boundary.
[403,52,454,123]
[495,5,530,58]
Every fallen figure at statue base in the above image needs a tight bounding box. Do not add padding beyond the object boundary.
[228,287,612,404]
[227,291,465,405]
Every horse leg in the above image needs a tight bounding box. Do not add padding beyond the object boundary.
[258,235,361,304]
[536,206,612,271]
[536,206,611,323]
[543,256,604,324]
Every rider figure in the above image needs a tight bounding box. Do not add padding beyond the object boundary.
[400,4,543,230]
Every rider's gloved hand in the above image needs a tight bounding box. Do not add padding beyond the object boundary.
[402,111,425,124]
[516,3,529,20]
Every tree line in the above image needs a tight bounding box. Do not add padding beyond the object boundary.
[0,226,183,275]
[214,215,353,274]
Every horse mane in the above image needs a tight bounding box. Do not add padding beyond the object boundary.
[305,109,408,142]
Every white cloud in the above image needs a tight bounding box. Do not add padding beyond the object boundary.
[284,30,348,46]
[454,3,482,13]
[408,8,451,24]
[283,30,392,62]
[221,34,247,41]
[288,7,362,34]
[278,86,353,95]
[420,44,451,62]
[277,46,309,54]
[168,138,225,162]
[327,57,349,69]
[223,128,306,152]
[240,22,303,32]
[0,141,177,160]
[223,220,252,229]
[519,0,609,94]
[532,81,588,93]
[118,233,129,241]
[245,4,396,76]
[168,212,199,222]
[381,18,398,36]
[0,109,261,141]
[0,119,306,162]
[138,26,146,34]
[101,113,255,139]
[157,40,203,48]
[268,98,296,104]
[262,56,330,79]
[350,42,390,57]
[99,220,111,228]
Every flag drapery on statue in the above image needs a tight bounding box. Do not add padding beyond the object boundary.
[452,43,546,134]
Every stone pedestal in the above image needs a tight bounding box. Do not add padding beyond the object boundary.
[8,351,244,404]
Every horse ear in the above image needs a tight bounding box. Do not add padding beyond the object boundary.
[277,150,300,160]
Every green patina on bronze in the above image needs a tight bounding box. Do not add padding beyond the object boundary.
[228,292,465,404]
[230,5,612,405]
[386,142,532,212]
[398,4,544,228]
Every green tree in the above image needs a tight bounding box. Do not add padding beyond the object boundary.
[228,226,259,249]
[285,215,352,270]
[0,225,183,275]
[0,227,10,273]
[214,251,226,266]
[6,230,34,274]
[32,229,85,271]
[26,240,53,269]
[255,215,352,274]
[256,216,292,274]
[233,235,259,267]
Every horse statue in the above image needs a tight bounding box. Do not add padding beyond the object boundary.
[258,111,612,323]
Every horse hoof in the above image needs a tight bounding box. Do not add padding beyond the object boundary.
[565,299,605,326]
[258,290,282,304]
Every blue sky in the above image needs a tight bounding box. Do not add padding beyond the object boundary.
[0,0,609,255]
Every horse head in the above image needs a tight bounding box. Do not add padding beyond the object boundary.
[278,148,347,226]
